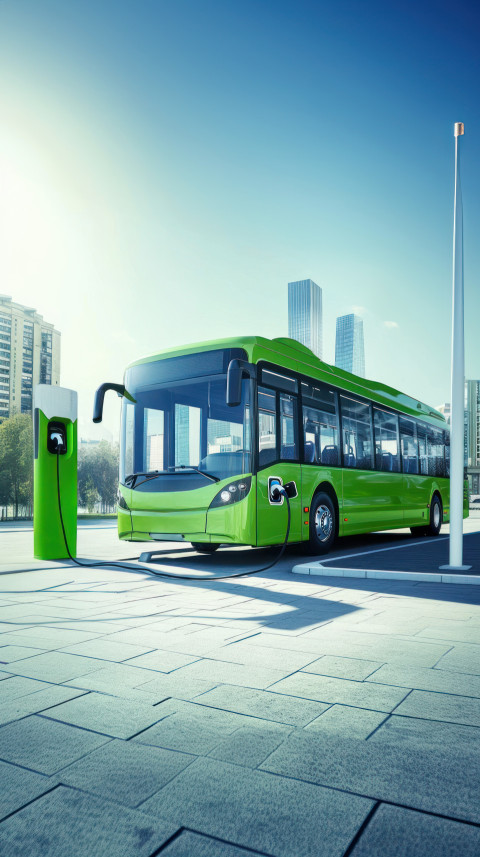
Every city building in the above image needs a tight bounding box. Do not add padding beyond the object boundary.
[335,313,365,377]
[437,403,451,424]
[0,295,61,421]
[287,279,323,359]
[465,380,480,494]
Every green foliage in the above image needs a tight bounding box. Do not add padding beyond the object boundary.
[0,413,33,517]
[78,440,119,512]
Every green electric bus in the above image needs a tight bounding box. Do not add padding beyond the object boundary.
[94,336,467,555]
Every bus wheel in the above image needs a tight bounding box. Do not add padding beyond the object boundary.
[191,542,220,553]
[410,495,443,538]
[306,492,336,555]
[426,495,442,537]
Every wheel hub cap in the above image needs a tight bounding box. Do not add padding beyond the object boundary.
[433,503,441,528]
[315,505,333,541]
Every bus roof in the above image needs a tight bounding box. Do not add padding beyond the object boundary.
[126,335,447,429]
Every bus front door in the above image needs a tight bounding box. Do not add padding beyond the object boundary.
[256,384,302,546]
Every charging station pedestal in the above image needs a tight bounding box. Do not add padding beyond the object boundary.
[33,385,78,560]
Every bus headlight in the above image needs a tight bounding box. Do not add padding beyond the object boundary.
[117,489,129,510]
[209,477,251,509]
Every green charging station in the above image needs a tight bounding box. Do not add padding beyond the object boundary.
[33,385,78,560]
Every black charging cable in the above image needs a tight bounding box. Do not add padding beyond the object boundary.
[55,452,291,581]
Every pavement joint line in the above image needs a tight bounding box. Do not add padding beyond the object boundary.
[260,767,480,829]
[0,782,60,825]
[148,826,186,856]
[365,681,480,701]
[364,713,392,741]
[36,710,134,740]
[341,800,381,857]
[156,826,279,857]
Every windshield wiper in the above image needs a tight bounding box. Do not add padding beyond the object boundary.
[124,471,162,487]
[124,467,219,487]
[167,465,219,483]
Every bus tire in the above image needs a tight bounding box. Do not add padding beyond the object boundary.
[426,494,442,537]
[191,542,220,553]
[306,492,336,555]
[410,494,442,538]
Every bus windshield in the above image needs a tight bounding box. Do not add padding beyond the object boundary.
[120,350,252,487]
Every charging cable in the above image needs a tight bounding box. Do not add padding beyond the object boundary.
[55,453,291,581]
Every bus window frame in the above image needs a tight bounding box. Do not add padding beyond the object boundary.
[254,359,449,478]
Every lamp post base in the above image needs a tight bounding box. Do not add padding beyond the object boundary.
[439,564,472,571]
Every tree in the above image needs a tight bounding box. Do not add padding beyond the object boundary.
[0,413,33,517]
[78,441,119,513]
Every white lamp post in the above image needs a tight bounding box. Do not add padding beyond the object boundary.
[440,122,471,571]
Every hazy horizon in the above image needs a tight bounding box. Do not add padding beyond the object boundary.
[1,0,478,440]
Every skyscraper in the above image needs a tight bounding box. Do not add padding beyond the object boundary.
[465,380,480,494]
[287,279,323,359]
[335,313,365,377]
[0,295,61,422]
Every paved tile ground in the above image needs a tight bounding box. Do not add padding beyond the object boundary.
[1,519,480,855]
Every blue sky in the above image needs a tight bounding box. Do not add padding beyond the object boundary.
[0,0,478,437]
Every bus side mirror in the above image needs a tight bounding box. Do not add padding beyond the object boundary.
[226,360,242,407]
[93,383,136,423]
[226,359,257,407]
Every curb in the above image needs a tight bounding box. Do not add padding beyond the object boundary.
[291,562,480,585]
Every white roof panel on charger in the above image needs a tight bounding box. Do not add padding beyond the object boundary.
[33,385,77,422]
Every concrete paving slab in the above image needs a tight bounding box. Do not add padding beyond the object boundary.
[0,675,52,702]
[60,638,154,661]
[0,760,51,821]
[365,663,480,697]
[56,738,195,806]
[349,803,480,856]
[171,657,291,689]
[269,672,410,711]
[141,756,374,857]
[0,686,87,727]
[208,722,293,767]
[0,785,179,857]
[196,685,330,726]
[393,688,480,727]
[159,830,265,856]
[0,714,109,774]
[134,706,248,755]
[6,651,106,682]
[302,654,383,680]
[305,704,387,738]
[434,644,480,675]
[2,627,102,648]
[123,650,199,672]
[260,730,480,823]
[63,662,163,694]
[205,642,320,672]
[0,646,48,664]
[43,690,165,738]
[368,714,480,752]
[135,672,220,701]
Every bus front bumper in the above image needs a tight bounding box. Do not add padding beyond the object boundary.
[118,490,256,546]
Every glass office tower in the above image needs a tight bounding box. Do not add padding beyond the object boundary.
[287,279,323,359]
[335,313,365,377]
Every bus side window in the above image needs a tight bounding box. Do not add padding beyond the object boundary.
[280,393,298,460]
[373,408,400,472]
[417,423,428,474]
[340,396,373,469]
[302,405,339,465]
[258,387,277,467]
[399,416,419,474]
[427,428,445,477]
[445,430,450,477]
[301,381,339,466]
